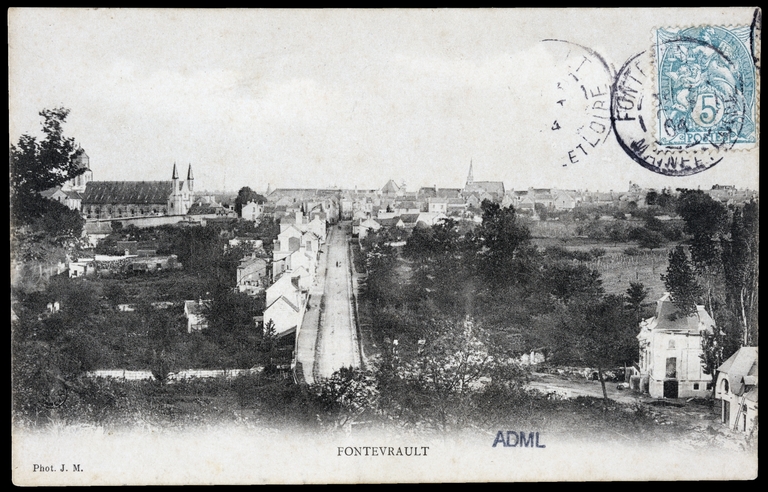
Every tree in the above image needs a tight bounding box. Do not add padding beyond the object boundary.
[313,367,380,429]
[661,245,702,318]
[636,228,665,251]
[202,288,260,368]
[10,108,86,226]
[545,263,604,304]
[390,315,501,430]
[475,200,531,283]
[549,295,638,405]
[676,189,729,309]
[625,282,649,323]
[32,198,85,240]
[645,190,659,207]
[721,202,759,346]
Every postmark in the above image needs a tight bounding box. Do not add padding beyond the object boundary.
[611,25,758,177]
[540,40,615,168]
[655,26,757,148]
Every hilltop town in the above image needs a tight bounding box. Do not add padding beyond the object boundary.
[10,113,758,451]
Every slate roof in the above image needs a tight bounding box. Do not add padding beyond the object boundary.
[380,179,401,194]
[437,188,463,198]
[376,217,402,227]
[649,293,716,334]
[187,202,223,215]
[464,181,505,196]
[717,347,758,397]
[266,295,300,313]
[184,299,211,316]
[400,213,420,224]
[82,181,173,205]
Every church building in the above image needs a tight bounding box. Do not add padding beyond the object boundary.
[40,150,93,211]
[81,163,196,219]
[462,161,505,202]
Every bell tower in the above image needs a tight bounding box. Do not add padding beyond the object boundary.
[187,164,194,192]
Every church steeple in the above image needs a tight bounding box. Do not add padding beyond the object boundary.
[172,162,179,180]
[466,160,474,185]
[186,164,194,192]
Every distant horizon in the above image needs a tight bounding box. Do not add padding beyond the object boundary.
[10,10,759,196]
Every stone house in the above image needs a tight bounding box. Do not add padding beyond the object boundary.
[184,299,211,333]
[636,293,715,398]
[715,347,758,434]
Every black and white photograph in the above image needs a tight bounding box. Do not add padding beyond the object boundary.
[10,8,759,484]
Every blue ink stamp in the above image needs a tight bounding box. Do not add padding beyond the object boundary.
[655,26,757,148]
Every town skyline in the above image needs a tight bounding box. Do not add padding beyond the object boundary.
[9,9,759,194]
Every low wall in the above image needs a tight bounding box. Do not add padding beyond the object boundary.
[87,214,206,229]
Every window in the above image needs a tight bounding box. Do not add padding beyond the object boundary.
[722,379,729,394]
[665,357,677,379]
[693,383,699,390]
[667,339,676,349]
[706,382,712,390]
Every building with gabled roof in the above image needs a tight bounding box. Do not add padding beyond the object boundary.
[81,163,195,219]
[184,299,211,333]
[462,161,505,200]
[264,295,303,338]
[637,293,715,399]
[379,179,403,196]
[716,347,758,434]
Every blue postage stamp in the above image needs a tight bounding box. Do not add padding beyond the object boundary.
[655,26,757,148]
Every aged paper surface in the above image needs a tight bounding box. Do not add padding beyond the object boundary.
[11,8,759,484]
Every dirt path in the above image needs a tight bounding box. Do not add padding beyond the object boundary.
[527,372,639,404]
[314,225,361,379]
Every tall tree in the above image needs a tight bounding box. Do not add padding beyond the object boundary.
[10,108,86,226]
[548,295,638,404]
[475,200,531,284]
[721,202,759,346]
[625,281,650,323]
[676,189,729,311]
[661,245,703,317]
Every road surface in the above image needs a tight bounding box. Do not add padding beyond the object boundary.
[313,224,361,379]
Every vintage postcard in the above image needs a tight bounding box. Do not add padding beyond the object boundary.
[10,8,759,484]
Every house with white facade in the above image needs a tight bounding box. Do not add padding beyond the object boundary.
[236,256,268,295]
[415,212,448,227]
[241,201,264,222]
[716,347,758,434]
[266,273,303,309]
[184,299,211,333]
[264,273,307,338]
[264,294,305,338]
[637,293,715,398]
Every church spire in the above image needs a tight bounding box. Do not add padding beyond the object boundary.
[172,162,179,180]
[186,164,194,192]
[467,159,474,185]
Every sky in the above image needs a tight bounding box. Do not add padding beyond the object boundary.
[9,8,760,194]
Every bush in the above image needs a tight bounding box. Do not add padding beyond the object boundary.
[588,248,606,259]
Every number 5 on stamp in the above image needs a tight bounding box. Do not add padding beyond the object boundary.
[655,26,757,148]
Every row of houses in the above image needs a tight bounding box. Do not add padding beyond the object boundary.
[262,211,327,338]
[352,211,451,239]
[46,153,756,231]
[68,253,180,278]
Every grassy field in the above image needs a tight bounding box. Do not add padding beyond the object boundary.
[532,237,673,302]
